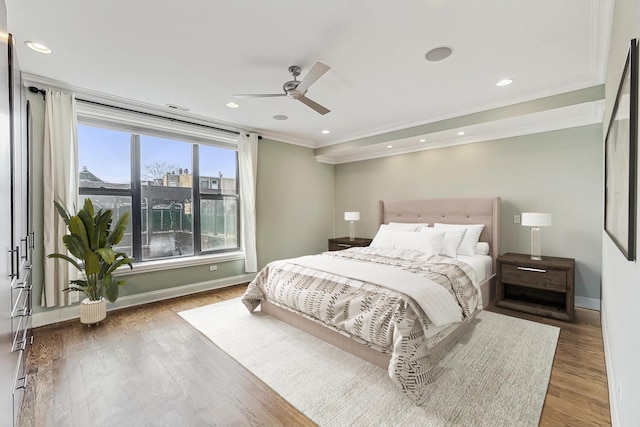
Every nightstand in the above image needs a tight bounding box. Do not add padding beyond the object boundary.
[496,253,575,321]
[328,237,373,251]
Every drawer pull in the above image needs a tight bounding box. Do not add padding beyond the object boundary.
[517,266,547,273]
[13,308,32,318]
[8,247,18,278]
[15,374,27,391]
[337,244,352,247]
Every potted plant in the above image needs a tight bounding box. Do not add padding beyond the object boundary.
[48,198,133,324]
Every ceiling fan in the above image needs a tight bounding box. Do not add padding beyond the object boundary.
[234,62,331,115]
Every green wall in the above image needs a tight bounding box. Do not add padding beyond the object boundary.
[334,124,603,302]
[256,138,335,267]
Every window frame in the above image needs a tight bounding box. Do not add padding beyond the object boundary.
[77,104,242,265]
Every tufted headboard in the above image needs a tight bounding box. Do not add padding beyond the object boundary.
[380,197,501,272]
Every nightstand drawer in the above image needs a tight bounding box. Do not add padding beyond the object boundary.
[501,264,567,292]
[329,242,356,251]
[328,237,372,251]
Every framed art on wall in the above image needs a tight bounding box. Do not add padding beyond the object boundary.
[605,38,638,261]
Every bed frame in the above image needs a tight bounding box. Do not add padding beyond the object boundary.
[261,197,501,369]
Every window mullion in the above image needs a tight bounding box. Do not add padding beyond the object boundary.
[193,145,201,255]
[131,134,142,261]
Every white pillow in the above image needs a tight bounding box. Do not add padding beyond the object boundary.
[423,227,466,258]
[475,242,490,255]
[433,223,485,256]
[371,224,445,256]
[388,222,429,231]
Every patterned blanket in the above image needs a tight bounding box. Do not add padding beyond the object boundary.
[241,247,479,403]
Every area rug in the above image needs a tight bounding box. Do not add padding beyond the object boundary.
[179,298,559,427]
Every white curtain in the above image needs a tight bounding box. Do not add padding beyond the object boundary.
[238,132,258,273]
[42,90,78,307]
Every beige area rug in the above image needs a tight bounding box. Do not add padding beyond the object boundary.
[179,298,560,427]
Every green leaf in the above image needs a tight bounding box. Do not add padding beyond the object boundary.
[48,253,82,272]
[68,216,90,250]
[78,209,96,250]
[107,212,129,245]
[95,247,115,265]
[54,200,71,226]
[84,251,100,275]
[62,235,87,259]
[106,256,133,274]
[69,279,88,288]
[103,275,119,303]
[96,210,112,248]
[83,198,94,217]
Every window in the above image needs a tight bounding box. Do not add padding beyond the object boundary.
[77,119,240,263]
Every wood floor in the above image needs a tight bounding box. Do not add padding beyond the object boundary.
[19,285,610,426]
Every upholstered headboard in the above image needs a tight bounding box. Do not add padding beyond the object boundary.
[380,197,501,272]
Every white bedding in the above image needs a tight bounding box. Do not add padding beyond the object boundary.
[455,254,493,282]
[292,253,463,327]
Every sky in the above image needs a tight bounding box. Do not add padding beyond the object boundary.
[78,125,237,184]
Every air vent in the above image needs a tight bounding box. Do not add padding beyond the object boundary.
[165,103,190,111]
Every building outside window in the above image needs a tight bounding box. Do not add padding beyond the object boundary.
[77,118,240,263]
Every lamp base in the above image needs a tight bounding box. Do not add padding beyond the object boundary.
[349,221,355,241]
[530,227,542,260]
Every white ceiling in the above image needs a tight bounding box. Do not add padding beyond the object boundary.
[6,0,612,158]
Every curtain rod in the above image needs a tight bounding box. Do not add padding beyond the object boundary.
[27,85,261,139]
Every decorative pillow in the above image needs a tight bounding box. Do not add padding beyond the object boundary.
[433,223,485,256]
[371,224,445,256]
[475,242,490,256]
[423,227,466,258]
[388,222,429,231]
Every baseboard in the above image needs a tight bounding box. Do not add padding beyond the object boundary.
[32,273,257,328]
[601,305,619,427]
[574,296,600,311]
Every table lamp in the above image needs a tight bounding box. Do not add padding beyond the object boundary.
[521,212,552,260]
[344,212,360,241]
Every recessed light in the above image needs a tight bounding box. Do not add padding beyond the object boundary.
[425,46,453,62]
[226,102,239,108]
[496,79,513,87]
[457,131,465,136]
[387,145,393,148]
[321,129,330,134]
[273,114,288,120]
[419,139,426,143]
[25,41,52,54]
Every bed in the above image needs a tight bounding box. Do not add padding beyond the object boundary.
[242,197,501,403]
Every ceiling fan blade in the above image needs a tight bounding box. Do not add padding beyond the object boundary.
[295,62,331,93]
[298,96,330,115]
[233,93,286,98]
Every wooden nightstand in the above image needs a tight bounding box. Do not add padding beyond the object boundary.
[496,253,575,321]
[328,237,373,251]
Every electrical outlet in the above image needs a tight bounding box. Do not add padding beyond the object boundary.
[514,214,521,224]
[209,265,218,271]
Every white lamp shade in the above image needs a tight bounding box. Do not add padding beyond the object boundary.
[521,212,552,227]
[344,212,360,221]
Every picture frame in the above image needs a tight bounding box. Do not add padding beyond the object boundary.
[604,38,638,261]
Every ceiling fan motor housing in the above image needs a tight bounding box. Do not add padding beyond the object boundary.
[283,80,304,98]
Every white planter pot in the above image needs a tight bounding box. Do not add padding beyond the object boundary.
[80,298,107,325]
